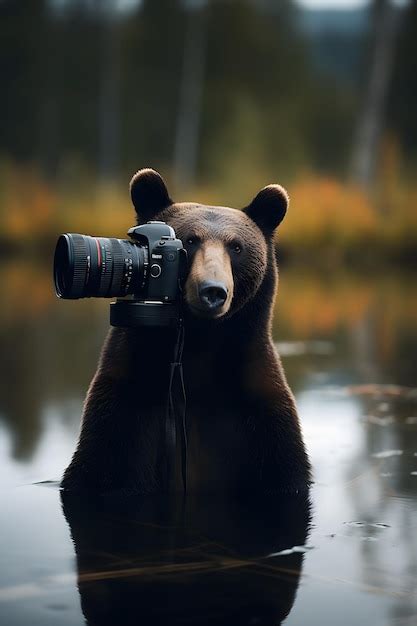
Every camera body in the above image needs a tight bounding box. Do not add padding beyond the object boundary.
[110,222,186,328]
[53,221,187,328]
[127,221,184,303]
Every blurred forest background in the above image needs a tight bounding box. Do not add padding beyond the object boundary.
[0,0,416,265]
[1,0,417,480]
[1,8,417,622]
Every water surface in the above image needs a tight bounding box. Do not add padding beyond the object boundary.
[0,266,416,625]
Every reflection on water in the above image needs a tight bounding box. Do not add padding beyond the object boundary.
[62,492,311,625]
[0,261,417,625]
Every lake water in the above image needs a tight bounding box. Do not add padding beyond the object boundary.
[0,264,416,625]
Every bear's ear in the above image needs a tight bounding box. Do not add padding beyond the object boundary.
[130,168,173,222]
[244,184,289,235]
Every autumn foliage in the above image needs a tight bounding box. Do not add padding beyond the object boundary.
[1,160,416,266]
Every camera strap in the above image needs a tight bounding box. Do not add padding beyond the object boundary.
[165,320,187,494]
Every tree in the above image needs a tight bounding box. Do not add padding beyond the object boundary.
[387,0,417,165]
[351,0,403,189]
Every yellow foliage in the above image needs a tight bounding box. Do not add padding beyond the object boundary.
[280,176,377,248]
[1,163,57,238]
[0,161,416,264]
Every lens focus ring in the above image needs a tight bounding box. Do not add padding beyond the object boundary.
[97,238,113,296]
[109,239,127,297]
[71,234,89,298]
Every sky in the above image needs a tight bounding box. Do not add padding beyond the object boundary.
[298,0,408,6]
[298,0,368,6]
[113,0,406,9]
[88,0,410,13]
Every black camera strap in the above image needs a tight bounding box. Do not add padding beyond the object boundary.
[165,320,187,494]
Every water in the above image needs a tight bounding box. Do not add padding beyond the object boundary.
[1,264,416,625]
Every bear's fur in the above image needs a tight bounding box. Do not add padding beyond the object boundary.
[62,169,311,494]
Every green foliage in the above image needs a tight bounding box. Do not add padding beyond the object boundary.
[0,0,415,262]
[0,0,364,184]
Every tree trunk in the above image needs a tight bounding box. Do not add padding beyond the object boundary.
[98,0,121,182]
[351,0,401,190]
[173,3,208,191]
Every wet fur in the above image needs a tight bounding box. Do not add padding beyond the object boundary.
[62,172,311,494]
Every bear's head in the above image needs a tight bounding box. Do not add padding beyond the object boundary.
[130,169,288,321]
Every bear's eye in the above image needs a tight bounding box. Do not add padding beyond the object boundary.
[231,242,242,254]
[186,237,198,246]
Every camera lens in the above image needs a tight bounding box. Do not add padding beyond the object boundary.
[53,233,146,299]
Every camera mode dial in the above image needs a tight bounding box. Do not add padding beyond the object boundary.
[150,264,162,278]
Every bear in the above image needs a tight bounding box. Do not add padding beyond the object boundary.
[61,168,311,495]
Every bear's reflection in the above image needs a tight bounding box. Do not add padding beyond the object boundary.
[62,491,311,626]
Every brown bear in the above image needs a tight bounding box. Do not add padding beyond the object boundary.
[62,169,311,495]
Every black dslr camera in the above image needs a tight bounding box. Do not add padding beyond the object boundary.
[53,221,187,327]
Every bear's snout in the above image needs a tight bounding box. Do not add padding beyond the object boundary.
[184,241,234,319]
[198,281,228,312]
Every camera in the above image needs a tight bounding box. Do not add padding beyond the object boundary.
[53,221,187,327]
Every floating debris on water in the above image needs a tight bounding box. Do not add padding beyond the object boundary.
[370,523,390,529]
[319,384,417,398]
[32,480,61,489]
[343,521,390,529]
[380,472,394,477]
[372,450,403,459]
[275,340,334,357]
[266,544,315,557]
[341,384,417,398]
[411,471,417,476]
[364,415,395,426]
[406,416,417,425]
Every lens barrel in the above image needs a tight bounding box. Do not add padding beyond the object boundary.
[54,234,145,299]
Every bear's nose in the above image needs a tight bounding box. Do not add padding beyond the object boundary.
[199,281,228,310]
